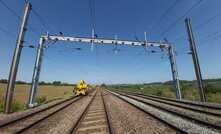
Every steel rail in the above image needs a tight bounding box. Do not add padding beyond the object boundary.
[115,91,221,116]
[105,89,187,134]
[116,90,221,110]
[70,91,97,133]
[70,90,113,134]
[114,91,221,130]
[101,90,114,134]
[0,96,83,133]
[0,96,77,127]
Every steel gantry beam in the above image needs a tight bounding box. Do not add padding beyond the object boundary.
[42,35,170,48]
[27,34,182,107]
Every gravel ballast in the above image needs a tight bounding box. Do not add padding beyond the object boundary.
[103,90,176,134]
[21,94,94,134]
[109,90,221,134]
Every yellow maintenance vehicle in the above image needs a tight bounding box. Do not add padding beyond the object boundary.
[74,80,88,96]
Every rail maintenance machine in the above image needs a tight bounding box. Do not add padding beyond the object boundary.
[74,80,88,96]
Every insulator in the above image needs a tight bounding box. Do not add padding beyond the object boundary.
[187,51,192,54]
[151,50,156,53]
[29,45,35,48]
[75,48,82,51]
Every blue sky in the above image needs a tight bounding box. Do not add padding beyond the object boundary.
[0,0,221,84]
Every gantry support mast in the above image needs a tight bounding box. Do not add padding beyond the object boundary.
[4,2,32,113]
[28,37,45,107]
[168,45,182,99]
[185,18,206,102]
[27,34,182,107]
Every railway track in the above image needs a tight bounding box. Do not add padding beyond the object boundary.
[0,96,83,133]
[118,90,221,110]
[108,89,221,134]
[116,90,221,116]
[1,88,220,133]
[70,89,112,134]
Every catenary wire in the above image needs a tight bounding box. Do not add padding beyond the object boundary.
[160,0,204,38]
[0,26,16,38]
[173,9,221,42]
[150,0,180,32]
[31,8,56,33]
[0,0,40,36]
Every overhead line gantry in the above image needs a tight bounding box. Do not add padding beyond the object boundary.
[27,34,182,107]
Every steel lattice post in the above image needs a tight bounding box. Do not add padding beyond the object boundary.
[4,2,31,113]
[28,37,45,107]
[168,45,182,100]
[185,18,206,102]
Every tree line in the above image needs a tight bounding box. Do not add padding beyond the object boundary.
[0,79,75,86]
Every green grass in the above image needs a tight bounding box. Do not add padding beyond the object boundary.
[0,98,26,113]
[0,84,75,113]
[0,99,3,112]
[107,80,221,103]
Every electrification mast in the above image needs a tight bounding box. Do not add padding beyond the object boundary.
[185,18,206,102]
[28,37,45,107]
[4,2,32,113]
[168,45,182,99]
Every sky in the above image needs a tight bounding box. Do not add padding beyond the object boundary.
[0,0,221,84]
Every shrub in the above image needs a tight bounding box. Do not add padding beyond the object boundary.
[12,101,25,112]
[206,84,220,94]
[36,96,47,104]
[0,99,4,112]
[155,90,163,96]
[0,98,25,113]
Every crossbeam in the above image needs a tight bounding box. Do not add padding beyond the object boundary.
[42,35,170,48]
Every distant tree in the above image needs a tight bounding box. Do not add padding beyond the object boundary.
[46,82,52,85]
[61,82,74,86]
[16,81,27,84]
[101,83,106,87]
[0,79,28,84]
[0,79,8,83]
[39,81,46,85]
[52,81,61,86]
[164,81,173,85]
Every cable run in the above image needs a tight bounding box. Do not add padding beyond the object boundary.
[150,0,180,32]
[160,0,204,38]
[194,11,221,30]
[173,10,221,42]
[31,8,55,33]
[0,0,21,19]
[0,26,16,38]
[199,30,221,42]
[0,0,40,36]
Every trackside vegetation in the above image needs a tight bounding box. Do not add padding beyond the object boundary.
[107,79,221,103]
[0,79,220,113]
[0,80,75,113]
